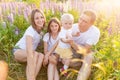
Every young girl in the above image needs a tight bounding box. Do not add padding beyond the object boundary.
[55,13,80,76]
[43,18,61,80]
[12,9,46,80]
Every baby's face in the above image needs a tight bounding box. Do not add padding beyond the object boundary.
[62,20,73,30]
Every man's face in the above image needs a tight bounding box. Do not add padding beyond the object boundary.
[78,14,91,30]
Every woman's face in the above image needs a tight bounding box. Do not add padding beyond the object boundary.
[50,21,59,34]
[34,12,45,30]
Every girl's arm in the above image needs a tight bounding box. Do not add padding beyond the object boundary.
[44,40,58,56]
[26,35,35,79]
[61,38,68,43]
[48,40,59,55]
[43,41,48,55]
[43,40,58,66]
[43,41,49,66]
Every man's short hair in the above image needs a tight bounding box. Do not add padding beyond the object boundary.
[82,9,97,24]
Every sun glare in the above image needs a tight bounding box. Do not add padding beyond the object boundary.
[94,0,120,18]
[100,0,120,7]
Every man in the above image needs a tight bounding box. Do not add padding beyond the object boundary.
[68,9,100,80]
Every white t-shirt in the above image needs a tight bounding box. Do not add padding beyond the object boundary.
[58,27,73,48]
[72,23,100,46]
[15,26,42,50]
[43,33,60,51]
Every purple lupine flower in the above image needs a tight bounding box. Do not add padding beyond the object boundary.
[15,27,20,35]
[23,8,29,22]
[11,2,16,16]
[40,3,44,11]
[7,13,14,24]
[59,3,64,14]
[63,2,68,12]
[53,3,57,12]
[0,7,2,17]
[26,6,32,17]
[9,2,13,14]
[18,4,23,15]
[1,3,6,14]
[45,0,50,11]
[6,2,10,11]
[78,0,84,12]
[51,7,54,15]
[107,25,112,35]
[116,13,120,28]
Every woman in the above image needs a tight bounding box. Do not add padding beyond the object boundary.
[43,18,61,80]
[12,9,46,80]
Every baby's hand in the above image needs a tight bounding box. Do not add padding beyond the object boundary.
[66,33,72,39]
[73,31,80,37]
[76,32,80,36]
[67,35,72,40]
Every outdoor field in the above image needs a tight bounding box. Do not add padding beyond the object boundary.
[0,0,120,80]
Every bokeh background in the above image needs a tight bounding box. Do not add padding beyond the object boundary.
[0,0,120,80]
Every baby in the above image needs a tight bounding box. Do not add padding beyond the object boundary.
[55,13,80,76]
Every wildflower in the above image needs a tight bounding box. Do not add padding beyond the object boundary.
[15,27,20,35]
[23,9,29,22]
[107,26,112,35]
[7,13,14,24]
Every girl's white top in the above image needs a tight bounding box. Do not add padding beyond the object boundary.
[43,32,60,52]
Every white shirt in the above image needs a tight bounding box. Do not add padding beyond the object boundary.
[72,23,100,45]
[58,27,73,48]
[43,33,59,51]
[15,26,42,50]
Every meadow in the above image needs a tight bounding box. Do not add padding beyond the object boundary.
[0,0,120,80]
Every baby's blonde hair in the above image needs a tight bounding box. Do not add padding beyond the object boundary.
[61,13,74,22]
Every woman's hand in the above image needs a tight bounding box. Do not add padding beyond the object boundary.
[43,53,49,67]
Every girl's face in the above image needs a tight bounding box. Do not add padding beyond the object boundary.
[62,20,73,30]
[50,21,59,34]
[34,12,45,30]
